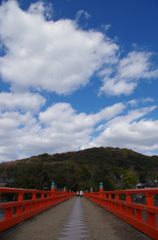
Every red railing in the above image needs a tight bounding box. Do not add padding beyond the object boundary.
[0,187,74,232]
[84,188,158,239]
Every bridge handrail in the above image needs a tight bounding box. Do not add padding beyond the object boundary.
[0,187,74,232]
[84,188,158,239]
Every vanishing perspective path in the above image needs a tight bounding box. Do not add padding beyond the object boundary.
[0,197,151,240]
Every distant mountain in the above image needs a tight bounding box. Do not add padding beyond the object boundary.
[0,147,158,192]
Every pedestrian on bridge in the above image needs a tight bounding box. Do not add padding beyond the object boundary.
[80,190,83,198]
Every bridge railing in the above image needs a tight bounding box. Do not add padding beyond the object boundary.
[84,186,158,239]
[0,187,74,232]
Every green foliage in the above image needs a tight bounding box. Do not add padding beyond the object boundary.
[13,174,40,189]
[123,171,138,189]
[0,147,158,191]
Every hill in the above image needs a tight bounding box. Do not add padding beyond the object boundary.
[0,147,158,191]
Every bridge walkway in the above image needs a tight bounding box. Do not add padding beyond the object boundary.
[0,197,151,240]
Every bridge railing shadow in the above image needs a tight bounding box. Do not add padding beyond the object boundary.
[84,184,158,240]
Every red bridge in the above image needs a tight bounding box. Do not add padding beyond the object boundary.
[0,183,158,239]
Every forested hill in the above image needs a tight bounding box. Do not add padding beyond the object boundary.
[0,147,158,191]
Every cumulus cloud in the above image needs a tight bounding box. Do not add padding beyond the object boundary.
[0,99,158,161]
[39,102,125,127]
[81,105,158,153]
[0,1,158,162]
[99,51,158,96]
[0,102,125,161]
[0,0,118,94]
[0,1,157,97]
[0,111,39,161]
[0,92,45,113]
[28,1,53,19]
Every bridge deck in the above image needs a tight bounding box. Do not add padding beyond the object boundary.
[0,197,151,240]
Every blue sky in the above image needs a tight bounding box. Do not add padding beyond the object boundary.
[0,0,158,162]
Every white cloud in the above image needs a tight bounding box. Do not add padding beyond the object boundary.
[99,51,158,96]
[0,0,118,94]
[100,78,137,96]
[39,102,125,127]
[75,10,91,22]
[0,1,157,97]
[141,97,155,103]
[0,92,45,113]
[119,51,152,79]
[0,111,40,161]
[127,99,138,107]
[0,99,158,161]
[0,102,125,161]
[102,24,112,31]
[127,97,155,107]
[81,105,158,153]
[0,1,158,162]
[28,2,53,19]
[144,151,158,156]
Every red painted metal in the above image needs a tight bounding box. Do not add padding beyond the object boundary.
[84,188,158,239]
[0,187,74,232]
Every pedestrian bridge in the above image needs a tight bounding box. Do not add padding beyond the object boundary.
[0,185,158,239]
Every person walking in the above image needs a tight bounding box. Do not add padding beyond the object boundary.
[80,190,83,198]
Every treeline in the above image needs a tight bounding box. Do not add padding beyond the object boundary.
[0,147,158,191]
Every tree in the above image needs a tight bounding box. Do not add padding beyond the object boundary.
[123,171,138,189]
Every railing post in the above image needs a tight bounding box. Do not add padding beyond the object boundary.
[63,187,67,199]
[146,191,156,227]
[41,191,44,206]
[146,192,154,206]
[115,192,119,210]
[99,182,103,205]
[16,191,24,215]
[115,192,119,201]
[18,192,24,202]
[5,207,12,219]
[41,192,44,199]
[32,192,36,210]
[51,181,55,204]
[32,192,36,200]
[126,192,132,217]
[99,182,103,194]
[51,182,55,195]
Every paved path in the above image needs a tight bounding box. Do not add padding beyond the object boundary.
[0,197,151,240]
[57,197,89,240]
[81,198,151,240]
